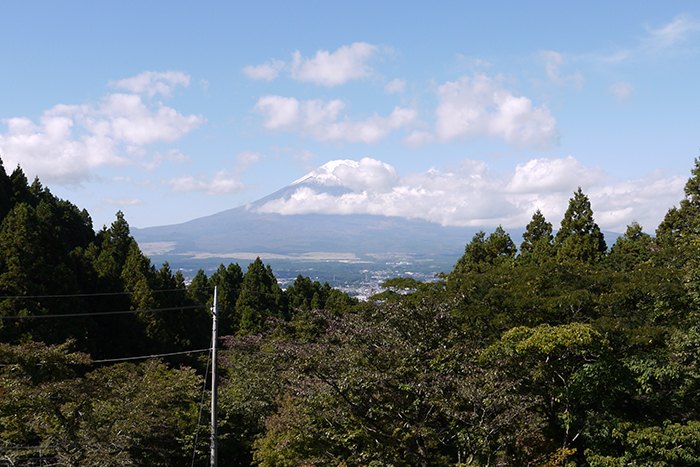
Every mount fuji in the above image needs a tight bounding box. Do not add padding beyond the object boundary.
[131,160,485,284]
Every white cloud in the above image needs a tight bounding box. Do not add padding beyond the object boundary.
[433,74,559,149]
[596,14,700,63]
[243,43,382,86]
[643,14,700,52]
[144,149,191,171]
[235,149,264,171]
[608,81,634,102]
[253,95,417,143]
[290,43,378,86]
[293,149,318,162]
[103,197,143,206]
[243,59,286,81]
[0,76,205,185]
[385,78,406,94]
[539,50,584,89]
[111,71,191,97]
[256,157,684,233]
[403,130,434,148]
[505,156,608,193]
[168,169,246,195]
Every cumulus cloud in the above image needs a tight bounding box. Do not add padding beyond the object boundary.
[290,43,378,86]
[0,73,205,185]
[608,81,634,102]
[385,78,406,94]
[243,43,381,86]
[253,95,417,143]
[243,60,286,81]
[166,150,263,196]
[433,74,559,149]
[168,169,246,195]
[111,71,191,97]
[404,130,434,148]
[539,50,584,89]
[256,157,684,233]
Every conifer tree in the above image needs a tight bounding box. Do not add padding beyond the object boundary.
[656,157,700,247]
[236,258,286,334]
[555,188,607,263]
[453,226,516,275]
[520,209,554,265]
[607,221,652,271]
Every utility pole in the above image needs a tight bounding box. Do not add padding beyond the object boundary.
[210,286,218,467]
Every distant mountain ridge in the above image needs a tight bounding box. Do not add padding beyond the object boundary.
[131,160,619,283]
[131,161,483,277]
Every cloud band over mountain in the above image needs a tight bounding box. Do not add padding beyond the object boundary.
[255,157,685,233]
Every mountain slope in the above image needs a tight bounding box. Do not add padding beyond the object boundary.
[131,161,486,279]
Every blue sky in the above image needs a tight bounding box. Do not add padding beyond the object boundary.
[1,1,699,233]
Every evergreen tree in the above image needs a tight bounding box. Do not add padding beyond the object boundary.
[209,262,244,336]
[555,188,607,264]
[520,209,554,264]
[656,157,700,247]
[0,156,14,220]
[235,258,286,334]
[453,226,516,275]
[606,221,653,271]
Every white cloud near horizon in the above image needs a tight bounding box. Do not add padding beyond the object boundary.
[166,150,264,196]
[111,71,191,97]
[427,74,559,149]
[255,156,685,233]
[168,169,246,195]
[244,43,381,86]
[102,197,143,206]
[0,73,205,185]
[254,95,417,143]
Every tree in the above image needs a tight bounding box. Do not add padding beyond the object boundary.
[606,221,653,271]
[0,340,201,466]
[555,188,607,264]
[236,258,286,334]
[209,262,244,336]
[252,302,542,467]
[452,226,517,276]
[656,157,700,247]
[520,209,554,264]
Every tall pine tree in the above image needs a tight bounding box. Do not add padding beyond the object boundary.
[555,188,607,264]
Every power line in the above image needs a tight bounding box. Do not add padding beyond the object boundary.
[0,348,212,367]
[0,286,211,300]
[0,304,208,320]
[92,348,211,364]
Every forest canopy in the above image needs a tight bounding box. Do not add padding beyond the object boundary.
[2,155,700,466]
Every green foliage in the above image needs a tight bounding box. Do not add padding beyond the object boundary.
[0,341,200,466]
[605,221,653,271]
[452,226,516,277]
[251,302,542,467]
[656,157,700,248]
[236,258,287,334]
[555,188,607,264]
[520,209,555,265]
